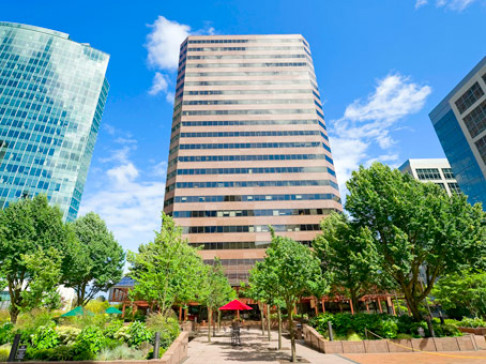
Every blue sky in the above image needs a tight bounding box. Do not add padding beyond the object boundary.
[2,0,485,251]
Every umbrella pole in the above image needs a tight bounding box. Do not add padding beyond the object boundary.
[237,309,240,320]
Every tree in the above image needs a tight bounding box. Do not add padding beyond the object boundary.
[253,232,327,362]
[314,212,385,311]
[345,162,486,320]
[127,213,205,318]
[432,270,486,319]
[63,212,125,306]
[199,258,235,342]
[0,195,72,323]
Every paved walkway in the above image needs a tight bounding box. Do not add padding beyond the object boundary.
[184,328,352,363]
[185,328,486,363]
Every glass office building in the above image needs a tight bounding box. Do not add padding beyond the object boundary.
[164,34,342,285]
[0,22,109,221]
[429,57,486,207]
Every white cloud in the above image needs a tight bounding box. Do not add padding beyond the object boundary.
[146,16,190,71]
[415,0,428,8]
[79,140,166,252]
[416,0,479,10]
[330,73,431,193]
[148,72,169,96]
[145,16,215,102]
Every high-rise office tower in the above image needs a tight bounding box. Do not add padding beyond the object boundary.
[429,57,486,206]
[398,158,461,196]
[164,34,342,285]
[0,22,109,221]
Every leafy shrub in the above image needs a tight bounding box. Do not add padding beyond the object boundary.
[396,333,412,339]
[103,319,123,339]
[0,344,11,362]
[0,323,13,345]
[113,325,131,342]
[145,314,179,348]
[26,346,77,362]
[73,327,107,360]
[31,325,60,349]
[56,326,81,345]
[85,300,110,315]
[459,317,486,328]
[127,321,153,348]
[96,344,146,361]
[313,313,400,339]
[346,332,363,341]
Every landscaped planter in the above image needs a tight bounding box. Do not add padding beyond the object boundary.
[303,324,481,354]
[458,327,486,335]
[21,332,189,364]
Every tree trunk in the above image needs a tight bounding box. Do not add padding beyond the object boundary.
[277,306,282,350]
[217,310,221,332]
[403,287,424,321]
[9,304,19,324]
[287,302,297,363]
[350,290,360,314]
[259,302,265,335]
[267,304,271,341]
[207,305,212,343]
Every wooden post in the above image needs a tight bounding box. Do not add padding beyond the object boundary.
[387,297,396,315]
[314,298,319,316]
[377,299,383,313]
[179,306,183,321]
[365,302,370,313]
[184,307,188,321]
[349,300,354,315]
[321,299,325,313]
[122,303,126,318]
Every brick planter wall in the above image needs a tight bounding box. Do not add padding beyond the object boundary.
[303,324,480,354]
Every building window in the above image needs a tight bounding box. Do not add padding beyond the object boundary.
[436,183,446,190]
[448,182,461,194]
[455,82,484,114]
[463,99,486,139]
[442,168,455,179]
[475,134,486,165]
[416,168,441,180]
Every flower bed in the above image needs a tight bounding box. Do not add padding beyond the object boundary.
[0,311,180,362]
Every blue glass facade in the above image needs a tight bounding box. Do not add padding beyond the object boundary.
[0,22,109,221]
[429,57,486,207]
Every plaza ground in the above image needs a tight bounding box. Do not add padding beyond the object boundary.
[184,328,486,364]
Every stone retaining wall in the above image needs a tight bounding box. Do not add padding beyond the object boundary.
[303,324,481,354]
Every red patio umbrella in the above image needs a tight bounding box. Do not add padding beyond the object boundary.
[219,299,252,319]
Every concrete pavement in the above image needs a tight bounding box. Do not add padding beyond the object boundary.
[184,328,353,363]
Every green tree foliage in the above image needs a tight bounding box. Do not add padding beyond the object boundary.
[251,232,327,362]
[345,162,486,320]
[314,212,385,311]
[199,258,235,342]
[63,212,125,306]
[21,248,63,311]
[127,213,205,318]
[433,270,486,319]
[0,195,73,323]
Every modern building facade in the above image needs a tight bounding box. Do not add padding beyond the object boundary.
[164,34,342,285]
[399,158,461,196]
[0,22,109,221]
[429,57,486,206]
